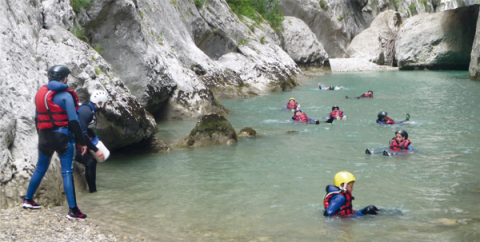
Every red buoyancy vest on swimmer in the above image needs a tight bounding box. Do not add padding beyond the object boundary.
[385,118,396,124]
[35,85,80,129]
[295,112,309,122]
[286,101,298,109]
[323,189,356,216]
[330,110,343,118]
[389,138,411,151]
[362,93,373,98]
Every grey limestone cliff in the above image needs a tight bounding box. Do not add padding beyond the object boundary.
[470,9,480,80]
[395,5,479,70]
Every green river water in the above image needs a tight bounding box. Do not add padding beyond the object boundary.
[77,71,480,241]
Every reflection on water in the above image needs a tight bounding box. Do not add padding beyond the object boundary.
[77,71,480,241]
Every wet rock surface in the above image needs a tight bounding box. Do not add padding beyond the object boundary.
[176,113,237,147]
[237,127,257,138]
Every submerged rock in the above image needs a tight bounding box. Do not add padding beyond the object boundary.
[176,114,237,147]
[396,5,479,70]
[238,127,257,138]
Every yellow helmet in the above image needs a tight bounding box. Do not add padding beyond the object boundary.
[334,171,356,188]
[289,97,295,101]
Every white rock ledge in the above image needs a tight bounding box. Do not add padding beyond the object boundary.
[329,58,398,72]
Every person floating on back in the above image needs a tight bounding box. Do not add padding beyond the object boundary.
[327,106,346,120]
[318,83,344,90]
[292,109,319,124]
[346,90,373,99]
[376,111,410,125]
[323,171,379,217]
[283,97,300,111]
[389,130,414,151]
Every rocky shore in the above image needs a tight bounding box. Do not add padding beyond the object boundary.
[0,207,124,242]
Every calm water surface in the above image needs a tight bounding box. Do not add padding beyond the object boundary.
[77,71,480,241]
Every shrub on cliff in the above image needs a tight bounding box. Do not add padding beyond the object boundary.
[227,0,284,31]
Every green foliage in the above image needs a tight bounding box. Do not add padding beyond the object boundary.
[319,0,328,10]
[139,10,144,20]
[392,0,400,11]
[93,43,103,54]
[195,0,207,7]
[71,0,91,13]
[237,38,248,46]
[71,25,88,42]
[337,13,344,22]
[419,0,427,9]
[157,35,164,46]
[90,55,96,61]
[94,67,101,75]
[260,36,265,44]
[170,0,177,4]
[227,0,284,32]
[409,3,416,16]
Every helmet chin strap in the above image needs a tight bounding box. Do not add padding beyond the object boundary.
[340,183,347,191]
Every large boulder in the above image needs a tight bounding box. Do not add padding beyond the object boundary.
[395,5,479,70]
[362,0,479,25]
[279,16,330,71]
[176,114,237,148]
[469,10,480,80]
[345,10,403,66]
[279,0,369,58]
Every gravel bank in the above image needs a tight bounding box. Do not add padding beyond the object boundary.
[0,207,123,241]
[329,58,398,72]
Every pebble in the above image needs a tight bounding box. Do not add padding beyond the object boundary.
[0,207,120,241]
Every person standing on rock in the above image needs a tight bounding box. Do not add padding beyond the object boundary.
[75,90,110,193]
[24,65,88,220]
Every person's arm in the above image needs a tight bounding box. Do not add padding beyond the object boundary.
[407,145,414,150]
[78,107,98,152]
[59,93,86,147]
[326,195,345,217]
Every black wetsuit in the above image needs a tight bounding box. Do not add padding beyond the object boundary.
[75,103,99,193]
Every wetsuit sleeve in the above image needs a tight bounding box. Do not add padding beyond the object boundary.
[69,120,87,146]
[308,117,315,121]
[407,145,414,150]
[78,106,98,152]
[54,92,86,146]
[326,194,345,216]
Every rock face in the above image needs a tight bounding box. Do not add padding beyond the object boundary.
[396,5,479,70]
[80,0,300,115]
[176,114,237,148]
[237,127,257,138]
[279,16,330,71]
[345,11,403,66]
[279,0,369,58]
[469,10,480,81]
[0,1,156,208]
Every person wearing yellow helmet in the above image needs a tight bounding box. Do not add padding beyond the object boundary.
[283,97,300,111]
[323,171,379,217]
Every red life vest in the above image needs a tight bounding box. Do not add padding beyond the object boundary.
[390,138,411,151]
[286,101,298,109]
[385,118,396,124]
[294,112,309,122]
[35,85,80,129]
[330,110,343,118]
[323,188,356,216]
[362,93,373,98]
